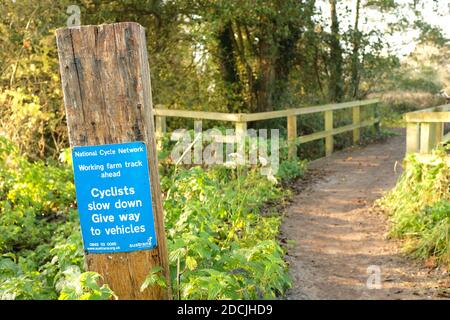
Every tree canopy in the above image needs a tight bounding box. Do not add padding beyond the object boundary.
[0,0,448,158]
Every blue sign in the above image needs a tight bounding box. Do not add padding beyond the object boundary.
[71,141,157,253]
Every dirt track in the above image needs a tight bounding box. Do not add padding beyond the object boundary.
[282,131,449,300]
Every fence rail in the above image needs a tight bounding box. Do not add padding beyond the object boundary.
[153,99,380,159]
[405,103,450,154]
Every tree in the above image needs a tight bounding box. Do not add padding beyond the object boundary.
[350,0,362,98]
[216,21,245,112]
[328,0,344,102]
[204,0,314,112]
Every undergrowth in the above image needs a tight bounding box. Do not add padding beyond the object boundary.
[0,136,300,299]
[377,146,450,268]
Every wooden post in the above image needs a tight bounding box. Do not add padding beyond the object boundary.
[287,115,297,160]
[194,120,203,164]
[435,122,444,145]
[374,103,381,134]
[324,110,333,156]
[235,121,247,165]
[155,115,167,139]
[406,122,420,153]
[56,23,171,300]
[420,122,434,154]
[352,105,360,144]
[430,123,437,151]
[155,111,166,150]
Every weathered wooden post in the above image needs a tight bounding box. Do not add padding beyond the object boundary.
[324,110,333,156]
[287,115,297,160]
[56,23,171,299]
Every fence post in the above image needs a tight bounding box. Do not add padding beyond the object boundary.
[373,103,381,135]
[325,110,333,156]
[435,122,444,145]
[406,122,420,153]
[420,122,435,154]
[155,107,167,140]
[235,121,247,164]
[56,23,171,300]
[287,115,297,160]
[155,111,166,150]
[352,105,360,144]
[194,120,203,164]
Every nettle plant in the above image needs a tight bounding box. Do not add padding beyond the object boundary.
[0,137,108,300]
[162,165,292,299]
[1,136,295,300]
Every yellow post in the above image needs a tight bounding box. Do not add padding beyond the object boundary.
[325,110,333,156]
[155,115,166,150]
[155,115,166,137]
[287,115,297,160]
[235,121,247,165]
[420,122,434,154]
[435,122,444,145]
[352,105,360,144]
[406,122,420,153]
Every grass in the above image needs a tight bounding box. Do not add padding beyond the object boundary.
[377,146,450,268]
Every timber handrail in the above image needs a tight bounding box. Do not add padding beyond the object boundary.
[153,99,380,159]
[153,99,379,122]
[405,103,450,154]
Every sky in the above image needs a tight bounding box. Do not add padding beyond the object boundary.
[316,0,449,58]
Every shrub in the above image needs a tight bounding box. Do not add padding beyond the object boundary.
[377,147,450,267]
[0,136,294,299]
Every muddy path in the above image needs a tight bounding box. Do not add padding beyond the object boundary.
[282,131,449,300]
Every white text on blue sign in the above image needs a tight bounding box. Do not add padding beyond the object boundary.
[72,142,157,253]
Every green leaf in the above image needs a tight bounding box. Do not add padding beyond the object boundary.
[140,266,167,292]
[79,272,101,290]
[186,256,198,271]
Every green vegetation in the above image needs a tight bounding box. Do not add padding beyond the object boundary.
[0,0,448,301]
[0,136,302,299]
[378,147,450,267]
[163,166,291,299]
[1,1,448,160]
[0,137,81,299]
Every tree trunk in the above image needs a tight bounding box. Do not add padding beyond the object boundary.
[256,37,276,112]
[350,0,361,98]
[328,0,344,102]
[217,22,244,112]
[273,25,301,108]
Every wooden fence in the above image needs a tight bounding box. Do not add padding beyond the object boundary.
[405,103,450,154]
[153,99,380,160]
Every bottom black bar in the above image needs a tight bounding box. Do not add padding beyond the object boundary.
[1,299,446,319]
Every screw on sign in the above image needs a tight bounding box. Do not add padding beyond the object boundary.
[56,23,171,299]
